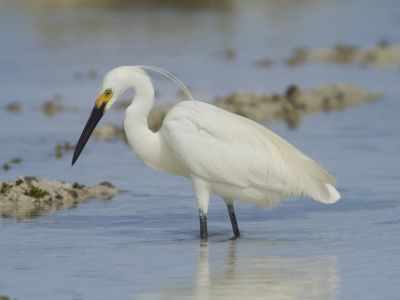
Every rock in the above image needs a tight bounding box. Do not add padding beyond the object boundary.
[0,177,118,219]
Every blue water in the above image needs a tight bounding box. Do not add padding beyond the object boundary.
[0,0,399,299]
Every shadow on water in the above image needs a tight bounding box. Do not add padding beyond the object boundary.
[139,240,339,300]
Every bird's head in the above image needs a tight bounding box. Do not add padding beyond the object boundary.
[71,65,192,166]
[71,66,146,166]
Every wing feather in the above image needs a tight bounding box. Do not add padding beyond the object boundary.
[162,101,339,203]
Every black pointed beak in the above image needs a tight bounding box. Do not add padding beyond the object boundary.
[72,102,106,166]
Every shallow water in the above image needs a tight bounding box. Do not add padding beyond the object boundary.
[1,0,400,299]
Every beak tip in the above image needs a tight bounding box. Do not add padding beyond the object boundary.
[71,102,106,167]
[71,153,78,166]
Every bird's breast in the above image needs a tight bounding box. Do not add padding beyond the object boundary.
[124,121,189,178]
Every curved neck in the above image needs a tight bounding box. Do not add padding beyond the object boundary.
[123,70,158,167]
[125,72,155,123]
[121,68,188,177]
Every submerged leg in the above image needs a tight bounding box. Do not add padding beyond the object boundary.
[192,176,210,239]
[224,198,240,238]
[199,209,208,239]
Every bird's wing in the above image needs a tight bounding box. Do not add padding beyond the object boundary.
[162,101,339,204]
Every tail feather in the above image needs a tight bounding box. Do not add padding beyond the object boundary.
[312,183,340,204]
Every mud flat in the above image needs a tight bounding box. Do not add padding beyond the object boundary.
[286,42,400,68]
[0,177,117,219]
[214,84,379,129]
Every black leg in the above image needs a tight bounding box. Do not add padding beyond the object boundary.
[227,204,240,238]
[199,209,208,239]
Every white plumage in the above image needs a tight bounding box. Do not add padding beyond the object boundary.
[162,101,339,207]
[73,66,340,238]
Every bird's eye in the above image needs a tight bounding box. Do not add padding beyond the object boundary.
[105,89,112,96]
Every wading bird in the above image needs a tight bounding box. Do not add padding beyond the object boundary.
[72,66,340,239]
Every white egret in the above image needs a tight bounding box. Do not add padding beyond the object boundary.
[72,66,340,239]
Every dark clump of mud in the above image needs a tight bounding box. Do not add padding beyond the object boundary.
[2,164,10,172]
[93,124,126,142]
[40,94,78,116]
[4,102,22,113]
[221,48,237,60]
[2,157,23,172]
[285,41,400,68]
[285,48,309,66]
[0,177,118,219]
[54,142,76,159]
[10,157,22,164]
[41,100,66,116]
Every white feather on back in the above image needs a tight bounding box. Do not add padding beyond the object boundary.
[162,101,340,205]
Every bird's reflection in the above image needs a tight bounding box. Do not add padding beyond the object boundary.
[141,240,339,300]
